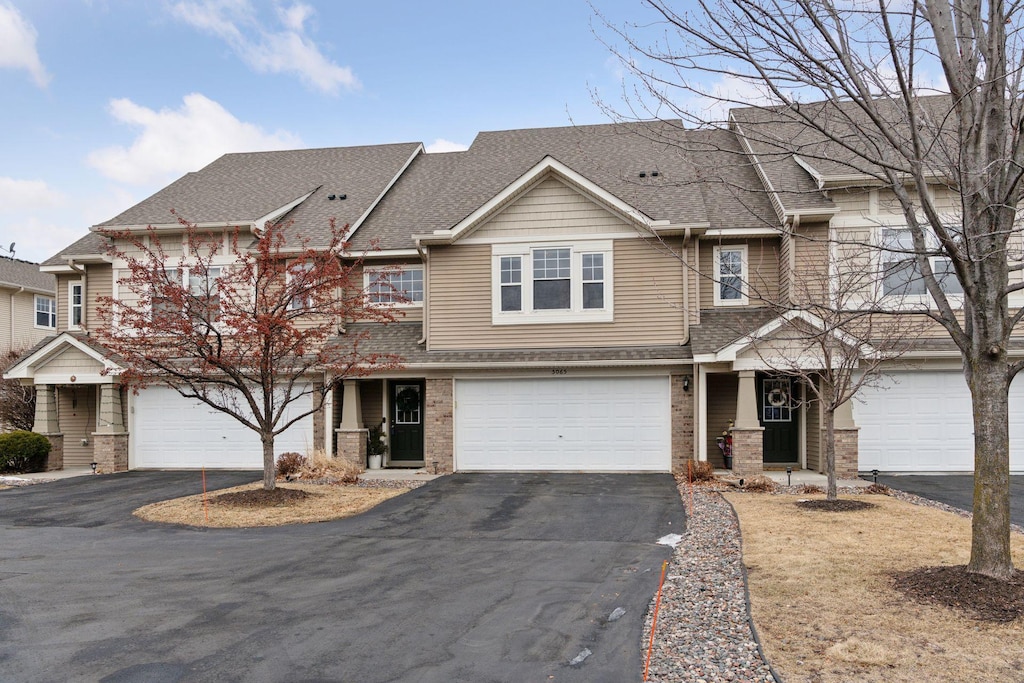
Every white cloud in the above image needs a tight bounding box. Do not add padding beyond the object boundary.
[425,138,469,154]
[0,177,65,210]
[0,2,50,87]
[87,93,301,185]
[171,0,358,95]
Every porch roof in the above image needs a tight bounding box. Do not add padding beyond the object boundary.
[690,308,781,356]
[341,322,692,368]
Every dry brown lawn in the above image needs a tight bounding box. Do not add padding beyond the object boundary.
[134,482,406,528]
[726,492,1024,683]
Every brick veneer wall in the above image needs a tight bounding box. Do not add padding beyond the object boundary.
[425,378,453,473]
[312,387,325,455]
[829,428,860,479]
[671,375,695,473]
[336,429,368,470]
[93,433,128,473]
[730,427,764,477]
[44,434,63,472]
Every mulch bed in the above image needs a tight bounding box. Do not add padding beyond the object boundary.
[893,565,1024,622]
[213,487,319,507]
[795,499,878,512]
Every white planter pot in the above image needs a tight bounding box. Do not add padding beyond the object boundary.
[367,453,383,470]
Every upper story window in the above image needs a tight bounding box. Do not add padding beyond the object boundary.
[713,245,748,306]
[492,240,613,325]
[288,261,314,310]
[69,281,84,328]
[366,267,424,306]
[188,266,223,322]
[34,295,56,329]
[880,228,963,298]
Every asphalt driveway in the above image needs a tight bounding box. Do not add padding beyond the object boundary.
[0,471,684,682]
[877,474,1024,527]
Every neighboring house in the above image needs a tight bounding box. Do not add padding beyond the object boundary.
[0,257,57,358]
[7,108,1023,474]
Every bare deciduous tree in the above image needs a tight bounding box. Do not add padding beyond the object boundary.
[599,0,1024,577]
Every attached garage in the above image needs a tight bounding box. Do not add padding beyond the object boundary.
[454,376,671,471]
[132,386,315,469]
[855,370,1024,472]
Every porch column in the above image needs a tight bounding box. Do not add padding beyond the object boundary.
[335,380,367,469]
[731,370,764,477]
[93,383,128,473]
[424,378,453,474]
[826,398,860,479]
[33,384,63,472]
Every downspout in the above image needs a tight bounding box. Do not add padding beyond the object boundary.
[787,215,799,306]
[415,238,428,346]
[681,227,691,345]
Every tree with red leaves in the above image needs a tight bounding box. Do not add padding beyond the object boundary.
[96,214,402,490]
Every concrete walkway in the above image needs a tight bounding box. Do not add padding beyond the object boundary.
[715,469,870,487]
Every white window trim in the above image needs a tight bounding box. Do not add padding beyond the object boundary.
[491,240,614,325]
[68,280,85,330]
[34,294,56,330]
[713,245,749,307]
[364,266,424,308]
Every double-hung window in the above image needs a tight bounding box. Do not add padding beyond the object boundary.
[151,268,180,325]
[492,241,613,324]
[288,262,314,310]
[881,228,963,298]
[366,267,424,306]
[713,245,748,306]
[69,281,84,328]
[34,295,56,329]
[188,266,223,322]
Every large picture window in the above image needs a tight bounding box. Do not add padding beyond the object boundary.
[881,228,963,298]
[492,241,613,324]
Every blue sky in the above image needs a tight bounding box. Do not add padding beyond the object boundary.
[1,0,661,263]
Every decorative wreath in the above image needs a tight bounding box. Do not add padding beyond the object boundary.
[767,387,789,407]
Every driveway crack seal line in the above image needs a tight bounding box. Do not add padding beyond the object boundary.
[722,493,785,683]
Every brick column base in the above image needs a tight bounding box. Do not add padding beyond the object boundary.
[92,433,128,473]
[425,378,453,474]
[731,427,765,478]
[826,428,860,479]
[42,434,63,472]
[336,429,368,470]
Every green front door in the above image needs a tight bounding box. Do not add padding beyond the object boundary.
[389,380,424,464]
[758,375,799,464]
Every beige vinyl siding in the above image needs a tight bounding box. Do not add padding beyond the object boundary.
[474,176,631,238]
[10,290,50,354]
[427,239,685,350]
[58,386,97,468]
[686,243,700,329]
[792,222,830,304]
[706,373,738,468]
[85,265,112,330]
[360,380,384,428]
[698,238,781,309]
[779,232,793,303]
[805,377,821,471]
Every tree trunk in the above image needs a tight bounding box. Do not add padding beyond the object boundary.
[262,435,276,491]
[967,355,1013,578]
[823,406,837,502]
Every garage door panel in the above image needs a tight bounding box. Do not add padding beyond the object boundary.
[455,376,670,472]
[854,371,1024,472]
[133,386,314,469]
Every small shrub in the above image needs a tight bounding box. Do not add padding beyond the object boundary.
[865,483,892,495]
[689,460,717,482]
[743,475,777,493]
[798,483,823,494]
[0,430,51,473]
[275,452,306,478]
[298,448,361,484]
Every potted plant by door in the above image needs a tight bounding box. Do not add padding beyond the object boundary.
[366,424,386,470]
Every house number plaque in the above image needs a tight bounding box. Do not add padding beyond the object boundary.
[551,368,567,375]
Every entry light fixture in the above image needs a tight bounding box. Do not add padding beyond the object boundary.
[682,376,690,392]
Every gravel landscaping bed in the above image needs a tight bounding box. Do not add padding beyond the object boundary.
[642,483,777,683]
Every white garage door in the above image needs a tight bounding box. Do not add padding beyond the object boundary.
[133,386,315,469]
[454,376,671,471]
[854,371,1024,472]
